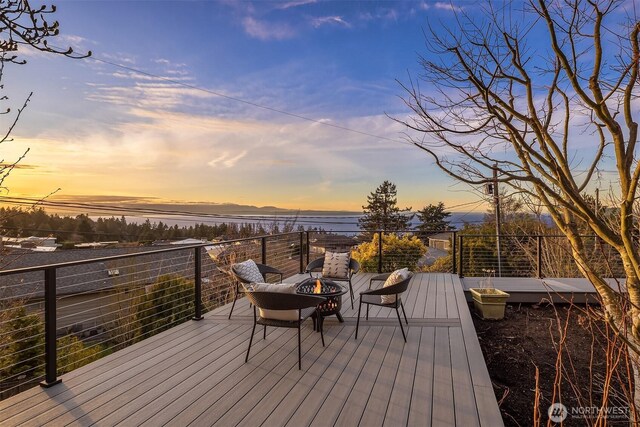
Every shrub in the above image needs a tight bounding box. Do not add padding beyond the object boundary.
[57,335,103,374]
[0,305,44,379]
[353,233,427,273]
[136,275,194,339]
[424,253,452,273]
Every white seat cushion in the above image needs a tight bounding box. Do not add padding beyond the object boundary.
[233,259,264,283]
[322,251,350,279]
[248,282,299,321]
[381,268,410,304]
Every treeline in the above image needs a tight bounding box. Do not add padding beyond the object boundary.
[0,207,308,244]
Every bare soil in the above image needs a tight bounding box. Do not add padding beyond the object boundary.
[472,303,632,426]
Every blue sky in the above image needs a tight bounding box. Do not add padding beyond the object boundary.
[1,1,526,212]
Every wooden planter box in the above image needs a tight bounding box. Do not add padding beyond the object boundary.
[470,288,510,320]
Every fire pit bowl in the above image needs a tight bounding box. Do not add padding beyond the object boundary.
[296,278,346,319]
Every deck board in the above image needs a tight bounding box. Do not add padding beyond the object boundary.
[431,327,455,426]
[0,273,503,427]
[359,328,406,427]
[333,326,396,426]
[407,326,435,427]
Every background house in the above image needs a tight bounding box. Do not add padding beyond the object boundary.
[308,234,357,255]
[428,232,452,251]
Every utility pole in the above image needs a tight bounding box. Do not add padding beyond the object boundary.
[493,164,502,277]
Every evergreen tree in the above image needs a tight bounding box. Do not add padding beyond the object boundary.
[358,181,413,234]
[416,202,451,237]
[75,214,95,242]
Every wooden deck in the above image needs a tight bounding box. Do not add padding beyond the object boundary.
[0,273,503,427]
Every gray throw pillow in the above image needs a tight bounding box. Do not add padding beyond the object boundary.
[233,259,264,283]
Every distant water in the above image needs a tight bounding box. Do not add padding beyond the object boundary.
[95,212,487,234]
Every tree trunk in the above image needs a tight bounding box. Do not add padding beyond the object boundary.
[564,229,640,422]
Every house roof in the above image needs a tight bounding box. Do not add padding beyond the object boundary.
[309,234,357,247]
[0,246,217,300]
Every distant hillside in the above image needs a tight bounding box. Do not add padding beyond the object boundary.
[36,196,361,217]
[122,203,360,216]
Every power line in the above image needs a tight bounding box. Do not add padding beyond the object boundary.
[444,199,487,210]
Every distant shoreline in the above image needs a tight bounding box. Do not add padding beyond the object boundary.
[88,212,488,233]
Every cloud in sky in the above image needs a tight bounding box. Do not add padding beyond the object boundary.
[9,102,429,210]
[434,2,463,12]
[242,17,296,40]
[207,150,248,168]
[51,194,159,204]
[277,0,317,10]
[86,83,215,112]
[0,163,37,170]
[100,51,137,65]
[6,1,477,210]
[311,16,351,28]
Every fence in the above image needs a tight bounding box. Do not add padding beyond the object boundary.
[456,234,626,278]
[0,228,624,400]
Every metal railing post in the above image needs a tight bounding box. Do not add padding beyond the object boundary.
[451,231,457,274]
[40,267,61,388]
[458,235,464,278]
[377,231,383,273]
[299,232,304,273]
[193,247,203,320]
[261,236,267,265]
[536,235,543,279]
[306,232,310,267]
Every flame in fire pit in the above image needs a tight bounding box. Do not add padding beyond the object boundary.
[314,279,322,294]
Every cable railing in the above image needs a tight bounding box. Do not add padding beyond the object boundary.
[1,228,621,400]
[0,231,314,400]
[456,234,626,278]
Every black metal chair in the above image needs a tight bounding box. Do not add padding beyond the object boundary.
[355,273,411,342]
[244,291,327,370]
[226,262,283,319]
[305,257,359,309]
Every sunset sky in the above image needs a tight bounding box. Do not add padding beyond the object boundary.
[0,0,488,213]
[0,0,620,214]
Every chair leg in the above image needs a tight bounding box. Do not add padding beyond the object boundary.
[298,324,302,370]
[395,307,407,342]
[245,321,256,362]
[349,279,354,309]
[263,324,267,340]
[320,316,325,347]
[400,301,408,325]
[356,300,362,340]
[366,304,369,321]
[228,284,239,319]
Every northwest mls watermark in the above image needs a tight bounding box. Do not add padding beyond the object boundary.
[548,403,630,422]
